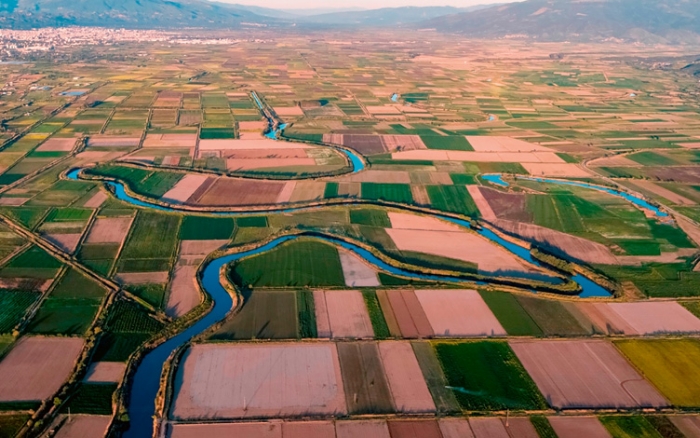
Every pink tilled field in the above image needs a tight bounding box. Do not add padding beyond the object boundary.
[547,417,612,438]
[413,290,506,337]
[577,301,700,335]
[335,420,391,438]
[161,174,210,204]
[467,417,511,438]
[510,340,669,409]
[313,290,374,339]
[170,343,347,420]
[0,336,84,402]
[379,290,433,339]
[85,217,133,244]
[377,341,435,413]
[53,415,112,438]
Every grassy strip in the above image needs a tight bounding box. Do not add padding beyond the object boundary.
[297,290,317,339]
[362,290,390,339]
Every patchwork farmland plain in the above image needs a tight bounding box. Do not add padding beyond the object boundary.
[2,27,700,438]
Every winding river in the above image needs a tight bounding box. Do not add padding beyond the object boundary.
[64,163,621,437]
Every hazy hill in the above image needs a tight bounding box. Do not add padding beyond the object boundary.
[0,0,271,29]
[422,0,700,43]
[298,6,468,26]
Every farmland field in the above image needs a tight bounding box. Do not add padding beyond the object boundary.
[211,291,298,340]
[433,341,546,410]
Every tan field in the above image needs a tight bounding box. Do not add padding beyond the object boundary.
[53,415,112,438]
[605,302,700,335]
[547,417,611,438]
[179,240,228,256]
[468,417,511,438]
[466,186,497,221]
[381,135,427,151]
[276,181,297,203]
[274,106,305,116]
[143,134,197,148]
[85,217,133,244]
[466,136,554,153]
[289,181,326,203]
[168,422,282,438]
[87,136,141,148]
[377,341,435,413]
[0,336,84,401]
[171,343,347,420]
[83,191,108,208]
[338,251,380,287]
[166,265,201,318]
[84,362,127,383]
[314,290,374,339]
[510,340,669,409]
[386,228,532,274]
[630,180,696,205]
[438,418,475,438]
[335,420,391,438]
[387,212,462,232]
[36,138,76,152]
[115,272,169,285]
[46,233,82,254]
[414,290,506,337]
[520,163,592,178]
[162,174,210,204]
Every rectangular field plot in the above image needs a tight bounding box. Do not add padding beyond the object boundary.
[211,291,298,340]
[548,417,612,438]
[377,290,433,338]
[314,290,374,339]
[336,420,391,438]
[615,339,700,407]
[171,343,347,420]
[0,336,84,402]
[378,341,435,413]
[578,302,700,335]
[433,341,546,411]
[511,340,668,409]
[387,420,443,438]
[337,342,394,414]
[478,291,543,337]
[414,290,506,337]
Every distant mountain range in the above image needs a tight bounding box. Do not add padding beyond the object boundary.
[0,0,698,44]
[421,0,700,43]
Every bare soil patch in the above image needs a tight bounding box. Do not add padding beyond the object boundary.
[143,134,197,148]
[631,180,696,205]
[162,174,210,204]
[466,136,554,153]
[83,191,108,208]
[467,186,497,221]
[378,341,435,413]
[168,422,282,438]
[414,290,506,337]
[335,420,391,438]
[670,416,700,438]
[171,343,347,419]
[387,420,442,438]
[87,136,141,148]
[324,134,387,155]
[180,240,227,256]
[37,138,76,152]
[166,265,201,318]
[381,135,427,152]
[336,170,411,184]
[384,290,433,339]
[547,417,611,438]
[86,217,133,244]
[606,302,700,335]
[115,272,169,285]
[54,415,111,438]
[46,233,82,254]
[227,158,316,171]
[479,189,530,222]
[387,212,461,232]
[282,421,335,438]
[510,340,669,409]
[315,290,373,339]
[391,150,565,163]
[337,342,393,414]
[289,181,326,203]
[521,163,592,178]
[84,362,126,383]
[468,417,510,438]
[0,336,84,401]
[194,179,286,206]
[438,418,475,438]
[386,228,531,274]
[339,251,380,287]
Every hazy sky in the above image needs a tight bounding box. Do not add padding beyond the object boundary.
[217,0,512,10]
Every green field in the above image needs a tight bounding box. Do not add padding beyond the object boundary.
[363,290,390,339]
[120,211,181,259]
[51,268,106,299]
[433,341,546,410]
[211,291,298,340]
[349,208,391,227]
[0,291,38,333]
[615,339,700,407]
[361,183,413,204]
[0,245,62,279]
[87,164,183,198]
[479,291,543,337]
[231,239,345,288]
[420,135,474,151]
[600,416,663,438]
[62,383,117,415]
[0,414,30,438]
[515,296,590,336]
[27,297,100,335]
[180,216,234,240]
[426,185,479,217]
[297,290,317,338]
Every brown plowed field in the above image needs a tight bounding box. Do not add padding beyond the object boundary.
[479,189,530,222]
[282,421,335,438]
[468,418,510,438]
[510,340,669,409]
[179,240,228,256]
[289,181,326,203]
[37,138,76,152]
[162,174,209,204]
[168,422,282,438]
[86,217,133,244]
[438,418,475,438]
[466,136,554,153]
[166,265,201,318]
[46,233,82,254]
[84,362,126,383]
[467,186,497,221]
[547,417,611,438]
[377,341,435,413]
[317,290,374,339]
[0,336,84,401]
[410,185,430,206]
[323,134,387,155]
[54,415,111,438]
[185,177,216,204]
[336,420,391,438]
[414,290,506,337]
[171,343,347,419]
[194,179,286,206]
[576,303,637,335]
[670,416,700,438]
[375,290,401,337]
[387,212,461,232]
[387,420,442,438]
[381,135,426,152]
[115,272,169,285]
[493,219,618,265]
[386,228,531,274]
[337,342,394,414]
[384,290,433,339]
[606,302,700,335]
[503,417,539,438]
